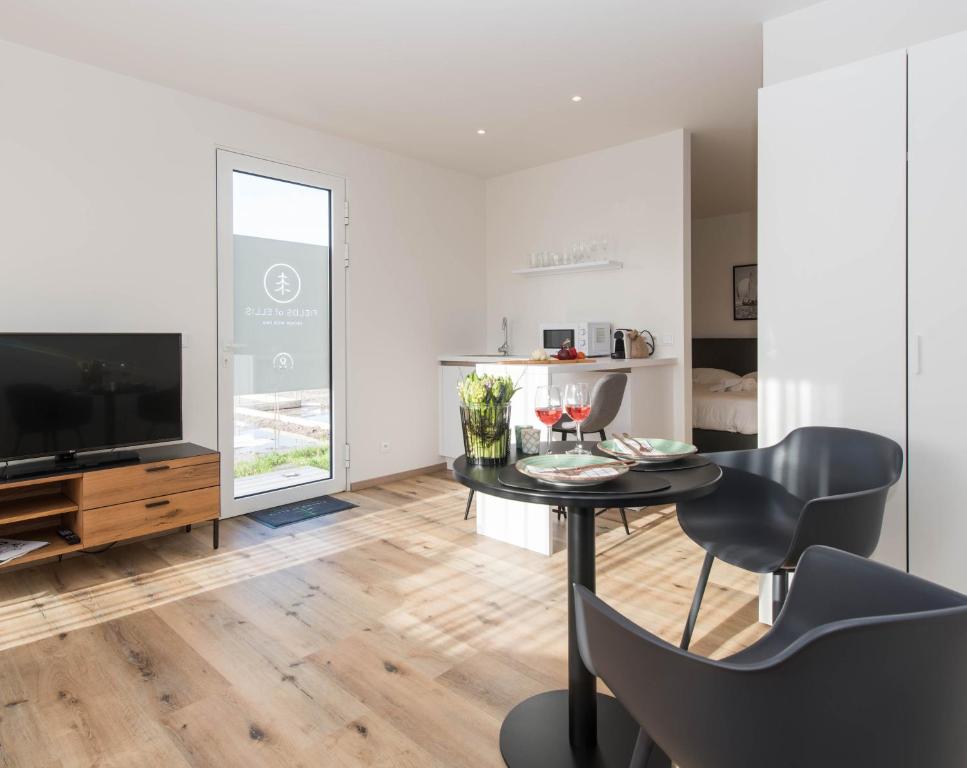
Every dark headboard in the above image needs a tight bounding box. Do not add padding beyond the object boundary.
[692,338,758,376]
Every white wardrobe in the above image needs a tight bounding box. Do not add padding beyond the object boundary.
[907,31,967,592]
[759,29,967,591]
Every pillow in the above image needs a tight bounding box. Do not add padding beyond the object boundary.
[710,376,758,393]
[710,378,742,392]
[730,376,757,392]
[693,367,738,385]
[743,371,758,380]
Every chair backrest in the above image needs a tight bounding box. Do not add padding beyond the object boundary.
[574,547,967,768]
[760,426,903,501]
[578,373,627,433]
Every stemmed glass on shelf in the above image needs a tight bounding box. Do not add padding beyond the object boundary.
[534,385,562,454]
[564,382,592,455]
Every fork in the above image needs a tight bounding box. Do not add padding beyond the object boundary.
[617,433,654,454]
[537,459,636,475]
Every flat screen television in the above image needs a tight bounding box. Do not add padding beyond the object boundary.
[0,333,182,463]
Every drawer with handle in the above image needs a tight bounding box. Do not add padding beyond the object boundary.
[83,454,219,509]
[84,486,219,547]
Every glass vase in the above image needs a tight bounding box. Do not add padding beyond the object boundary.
[460,404,512,465]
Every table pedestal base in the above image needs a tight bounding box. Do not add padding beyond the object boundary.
[499,691,670,768]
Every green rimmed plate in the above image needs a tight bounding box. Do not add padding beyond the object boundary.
[599,438,698,464]
[515,453,630,487]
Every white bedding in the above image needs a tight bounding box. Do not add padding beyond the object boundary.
[693,382,758,435]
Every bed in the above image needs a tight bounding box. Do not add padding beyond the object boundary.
[692,338,758,453]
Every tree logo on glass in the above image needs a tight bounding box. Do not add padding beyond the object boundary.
[263,263,302,304]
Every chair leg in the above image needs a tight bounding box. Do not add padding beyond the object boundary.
[772,570,790,622]
[630,727,655,768]
[680,551,715,650]
[464,489,475,520]
[618,507,630,536]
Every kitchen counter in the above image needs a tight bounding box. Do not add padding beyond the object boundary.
[439,354,677,369]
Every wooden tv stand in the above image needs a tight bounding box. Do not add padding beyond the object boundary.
[0,443,220,571]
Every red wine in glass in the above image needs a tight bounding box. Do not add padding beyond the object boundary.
[565,404,591,422]
[564,382,592,454]
[535,406,563,425]
[534,385,562,453]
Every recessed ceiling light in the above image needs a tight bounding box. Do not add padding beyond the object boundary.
[477,129,487,135]
[571,95,583,102]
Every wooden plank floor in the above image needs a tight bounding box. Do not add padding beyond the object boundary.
[0,471,765,767]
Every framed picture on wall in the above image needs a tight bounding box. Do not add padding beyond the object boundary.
[733,264,758,320]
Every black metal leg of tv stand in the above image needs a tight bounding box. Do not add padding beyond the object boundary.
[185,520,218,548]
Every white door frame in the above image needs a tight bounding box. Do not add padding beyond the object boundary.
[216,149,348,518]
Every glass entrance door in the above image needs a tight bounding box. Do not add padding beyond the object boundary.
[216,150,347,517]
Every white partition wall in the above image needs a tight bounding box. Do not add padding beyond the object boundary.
[758,51,908,570]
[908,30,967,592]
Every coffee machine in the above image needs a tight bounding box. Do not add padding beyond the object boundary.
[612,329,633,359]
[612,329,655,359]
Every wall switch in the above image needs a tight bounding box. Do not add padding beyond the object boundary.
[660,333,674,345]
[181,334,190,348]
[379,441,391,454]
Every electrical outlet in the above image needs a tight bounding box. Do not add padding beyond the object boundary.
[379,440,391,454]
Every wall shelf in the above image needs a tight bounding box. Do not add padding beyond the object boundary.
[512,259,623,277]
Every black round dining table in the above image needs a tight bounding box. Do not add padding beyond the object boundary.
[453,442,722,768]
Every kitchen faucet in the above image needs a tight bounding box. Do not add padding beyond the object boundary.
[497,317,510,356]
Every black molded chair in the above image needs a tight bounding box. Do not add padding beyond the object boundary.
[575,546,967,768]
[676,426,903,649]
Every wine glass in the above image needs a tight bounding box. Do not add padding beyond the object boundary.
[564,382,592,455]
[534,385,562,453]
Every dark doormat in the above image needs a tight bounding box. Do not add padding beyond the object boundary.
[249,496,357,528]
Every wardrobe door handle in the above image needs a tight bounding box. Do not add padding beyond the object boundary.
[145,465,171,473]
[145,500,171,509]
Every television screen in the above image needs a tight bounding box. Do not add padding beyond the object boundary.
[0,333,182,462]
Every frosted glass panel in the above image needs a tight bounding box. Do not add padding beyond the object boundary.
[231,171,332,498]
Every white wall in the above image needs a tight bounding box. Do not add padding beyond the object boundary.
[0,40,486,484]
[691,212,757,339]
[485,131,692,439]
[763,0,967,85]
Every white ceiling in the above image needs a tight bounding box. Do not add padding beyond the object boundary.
[0,0,818,218]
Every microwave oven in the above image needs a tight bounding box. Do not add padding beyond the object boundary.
[539,322,613,357]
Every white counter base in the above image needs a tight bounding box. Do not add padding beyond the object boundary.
[476,492,555,556]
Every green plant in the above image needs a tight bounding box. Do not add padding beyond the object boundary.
[234,444,330,478]
[457,372,519,407]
